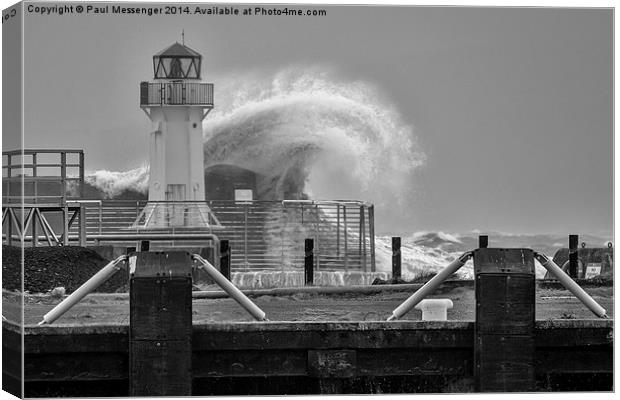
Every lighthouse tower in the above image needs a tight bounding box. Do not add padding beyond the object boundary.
[132,40,218,228]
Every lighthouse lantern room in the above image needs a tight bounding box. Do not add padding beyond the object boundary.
[132,40,218,229]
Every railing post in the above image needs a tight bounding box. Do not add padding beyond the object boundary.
[360,206,367,272]
[336,204,340,257]
[79,151,85,197]
[129,251,193,396]
[392,236,401,280]
[369,205,376,272]
[305,238,314,286]
[569,234,579,278]
[60,152,67,204]
[220,240,231,280]
[473,248,535,392]
[343,205,348,270]
[62,204,69,246]
[32,208,38,247]
[244,205,248,272]
[3,208,12,246]
[32,153,37,178]
[79,205,87,247]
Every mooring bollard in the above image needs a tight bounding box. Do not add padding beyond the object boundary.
[220,240,231,280]
[415,299,453,321]
[129,251,193,396]
[392,236,401,280]
[473,248,535,392]
[569,234,579,278]
[305,238,314,286]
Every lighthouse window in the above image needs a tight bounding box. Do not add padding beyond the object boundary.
[170,58,183,78]
[154,57,201,79]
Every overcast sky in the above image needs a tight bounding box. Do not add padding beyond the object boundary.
[4,3,613,236]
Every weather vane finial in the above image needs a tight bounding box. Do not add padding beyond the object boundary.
[182,29,185,45]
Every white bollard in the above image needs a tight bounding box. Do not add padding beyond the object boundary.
[415,299,454,321]
[193,254,268,321]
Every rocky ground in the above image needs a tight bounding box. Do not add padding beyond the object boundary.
[2,245,127,294]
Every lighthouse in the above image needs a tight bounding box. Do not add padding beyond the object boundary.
[132,40,218,228]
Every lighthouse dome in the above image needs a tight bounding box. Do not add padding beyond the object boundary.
[153,42,202,80]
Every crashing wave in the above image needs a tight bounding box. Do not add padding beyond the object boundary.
[84,166,149,199]
[201,67,425,205]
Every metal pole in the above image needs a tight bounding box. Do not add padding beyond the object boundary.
[32,208,38,247]
[79,151,85,197]
[369,205,376,273]
[336,204,340,257]
[387,252,472,321]
[358,206,363,270]
[60,152,67,204]
[569,234,579,278]
[79,205,86,247]
[314,205,320,271]
[305,238,314,286]
[244,205,248,272]
[38,255,127,325]
[360,206,367,272]
[343,205,348,270]
[534,252,607,318]
[7,208,13,247]
[392,237,401,280]
[193,254,267,321]
[62,204,69,246]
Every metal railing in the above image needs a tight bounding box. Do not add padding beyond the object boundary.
[67,200,375,272]
[2,149,84,204]
[140,81,214,107]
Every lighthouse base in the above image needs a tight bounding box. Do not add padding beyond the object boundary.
[130,202,222,229]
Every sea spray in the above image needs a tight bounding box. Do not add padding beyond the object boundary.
[203,67,426,206]
[84,166,149,198]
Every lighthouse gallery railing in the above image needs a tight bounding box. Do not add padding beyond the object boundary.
[140,81,214,107]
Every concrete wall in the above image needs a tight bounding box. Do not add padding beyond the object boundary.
[3,319,612,396]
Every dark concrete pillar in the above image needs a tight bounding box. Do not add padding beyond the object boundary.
[569,234,579,278]
[220,239,231,280]
[478,235,488,249]
[305,239,314,286]
[392,237,401,280]
[473,248,535,392]
[129,251,193,396]
[140,240,150,252]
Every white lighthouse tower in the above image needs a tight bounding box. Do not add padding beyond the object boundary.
[132,40,218,228]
